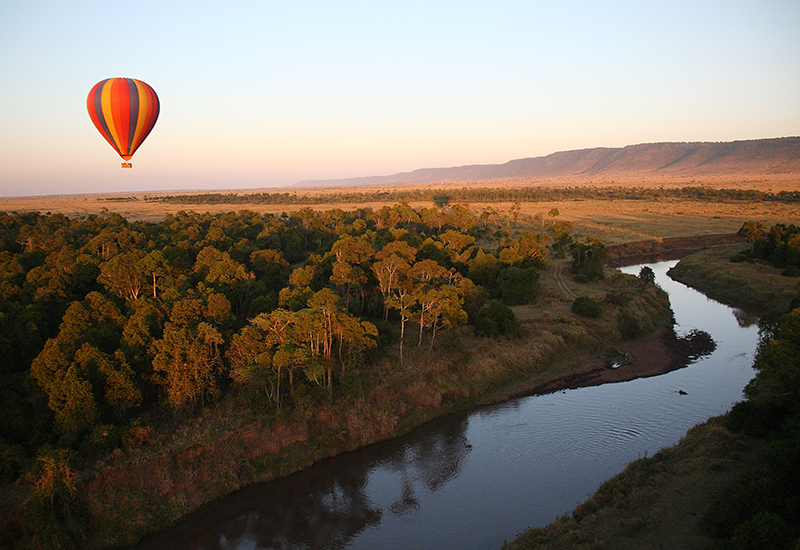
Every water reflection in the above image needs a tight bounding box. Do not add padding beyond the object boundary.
[133,414,471,550]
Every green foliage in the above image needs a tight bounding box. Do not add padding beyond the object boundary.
[570,239,607,281]
[474,300,521,338]
[572,296,603,318]
[734,222,800,274]
[638,266,656,285]
[0,203,562,498]
[617,311,643,339]
[142,185,800,208]
[704,304,800,548]
[432,193,450,208]
[496,267,539,305]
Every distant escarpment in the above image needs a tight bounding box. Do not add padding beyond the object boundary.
[295,137,800,187]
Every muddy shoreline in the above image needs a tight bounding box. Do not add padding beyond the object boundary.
[478,323,699,405]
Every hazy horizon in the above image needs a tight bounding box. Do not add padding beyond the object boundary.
[2,1,799,198]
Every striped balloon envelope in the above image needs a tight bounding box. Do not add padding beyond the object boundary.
[87,78,159,168]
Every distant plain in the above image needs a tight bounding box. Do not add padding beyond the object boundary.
[2,173,797,245]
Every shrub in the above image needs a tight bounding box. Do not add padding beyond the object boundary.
[474,300,521,338]
[638,266,656,285]
[604,291,631,307]
[731,512,792,550]
[572,296,602,318]
[496,267,539,305]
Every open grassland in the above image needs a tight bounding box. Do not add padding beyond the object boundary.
[2,174,798,245]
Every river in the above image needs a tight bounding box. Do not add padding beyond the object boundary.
[133,260,759,550]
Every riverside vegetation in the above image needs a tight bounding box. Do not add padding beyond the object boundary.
[0,203,675,549]
[504,222,800,550]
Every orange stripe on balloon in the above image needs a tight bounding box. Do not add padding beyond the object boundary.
[111,79,132,157]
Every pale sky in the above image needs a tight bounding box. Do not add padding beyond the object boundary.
[1,1,798,197]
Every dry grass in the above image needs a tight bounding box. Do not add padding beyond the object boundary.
[2,175,798,245]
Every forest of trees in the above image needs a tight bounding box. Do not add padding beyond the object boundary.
[0,203,581,486]
[735,221,800,275]
[113,185,800,207]
[702,296,800,548]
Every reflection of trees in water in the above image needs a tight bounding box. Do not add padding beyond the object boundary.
[733,308,759,328]
[178,415,471,549]
[382,418,471,517]
[185,461,382,550]
[674,329,717,363]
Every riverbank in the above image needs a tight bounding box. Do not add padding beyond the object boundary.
[667,243,799,314]
[1,264,679,550]
[501,416,763,550]
[503,244,800,550]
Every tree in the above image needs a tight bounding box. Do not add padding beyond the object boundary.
[638,266,656,285]
[227,325,274,403]
[152,298,224,409]
[419,286,467,351]
[432,194,450,209]
[251,308,299,403]
[372,253,410,320]
[496,267,539,305]
[98,250,148,302]
[572,296,603,318]
[474,300,520,338]
[738,221,766,253]
[137,250,171,299]
[570,238,607,281]
[385,281,416,365]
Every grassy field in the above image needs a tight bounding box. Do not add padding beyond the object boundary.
[1,175,798,245]
[668,244,800,314]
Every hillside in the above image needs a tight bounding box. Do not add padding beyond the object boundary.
[295,137,800,187]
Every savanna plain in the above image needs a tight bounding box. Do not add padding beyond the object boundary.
[1,173,799,550]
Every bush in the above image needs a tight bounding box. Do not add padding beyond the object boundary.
[730,512,792,550]
[572,296,602,318]
[474,300,521,338]
[496,267,539,305]
[604,291,631,307]
[638,266,656,285]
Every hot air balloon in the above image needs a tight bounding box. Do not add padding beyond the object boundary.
[87,78,159,168]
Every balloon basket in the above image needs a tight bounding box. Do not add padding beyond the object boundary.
[121,162,132,168]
